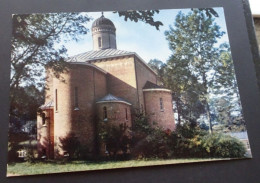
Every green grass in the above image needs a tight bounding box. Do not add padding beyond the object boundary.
[7,158,229,177]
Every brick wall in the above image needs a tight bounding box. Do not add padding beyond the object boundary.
[44,69,53,102]
[96,102,132,154]
[143,90,175,131]
[93,56,139,108]
[37,108,54,158]
[134,56,157,112]
[39,64,107,157]
[96,102,132,127]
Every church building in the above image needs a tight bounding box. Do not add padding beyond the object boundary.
[37,14,175,159]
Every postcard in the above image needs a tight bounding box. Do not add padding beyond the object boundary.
[7,7,252,177]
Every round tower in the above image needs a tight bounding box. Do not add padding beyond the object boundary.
[92,13,117,50]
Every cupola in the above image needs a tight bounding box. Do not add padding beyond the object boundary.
[92,13,117,50]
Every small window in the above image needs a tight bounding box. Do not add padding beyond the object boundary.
[98,37,102,48]
[103,106,107,120]
[74,87,79,108]
[55,89,58,111]
[160,98,164,111]
[125,108,128,120]
[42,113,46,125]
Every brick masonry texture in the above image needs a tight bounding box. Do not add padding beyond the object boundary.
[93,56,139,108]
[135,56,157,111]
[144,90,175,131]
[37,15,176,158]
[38,59,176,157]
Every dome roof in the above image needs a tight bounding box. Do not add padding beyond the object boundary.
[92,15,116,29]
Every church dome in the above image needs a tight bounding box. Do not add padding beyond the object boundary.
[92,15,116,29]
[91,13,117,50]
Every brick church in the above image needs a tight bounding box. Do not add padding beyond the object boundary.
[37,14,175,159]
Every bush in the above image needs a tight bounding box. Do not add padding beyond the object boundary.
[169,123,207,158]
[8,142,21,162]
[24,148,35,163]
[201,133,246,158]
[99,123,130,158]
[59,132,81,160]
[132,128,171,159]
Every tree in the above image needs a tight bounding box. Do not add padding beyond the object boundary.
[11,9,219,95]
[115,8,219,31]
[98,123,130,158]
[115,10,163,30]
[148,59,167,85]
[11,13,90,90]
[59,132,81,160]
[209,43,245,132]
[165,9,225,132]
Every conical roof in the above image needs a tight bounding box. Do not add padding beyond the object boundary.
[96,94,131,105]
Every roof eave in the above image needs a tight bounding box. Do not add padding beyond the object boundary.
[69,62,107,74]
[96,100,132,106]
[143,88,172,93]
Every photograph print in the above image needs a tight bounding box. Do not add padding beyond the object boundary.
[7,7,252,177]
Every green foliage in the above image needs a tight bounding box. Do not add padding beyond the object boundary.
[163,9,225,127]
[24,148,35,163]
[11,13,90,89]
[59,132,81,160]
[77,146,90,160]
[170,123,207,158]
[131,113,172,159]
[8,142,21,162]
[8,132,30,162]
[9,85,44,132]
[164,9,244,133]
[132,112,153,135]
[132,128,171,159]
[201,133,246,158]
[115,8,218,31]
[115,10,163,30]
[170,122,246,158]
[98,123,130,157]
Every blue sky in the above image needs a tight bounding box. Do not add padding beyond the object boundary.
[64,7,229,63]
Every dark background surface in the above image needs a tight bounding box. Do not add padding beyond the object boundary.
[1,0,260,182]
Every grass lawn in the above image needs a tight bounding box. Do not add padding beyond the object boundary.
[7,158,229,177]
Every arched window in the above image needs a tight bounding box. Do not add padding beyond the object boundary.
[98,37,102,48]
[74,87,79,108]
[160,98,164,112]
[55,89,58,111]
[125,108,128,120]
[42,113,46,125]
[103,106,107,120]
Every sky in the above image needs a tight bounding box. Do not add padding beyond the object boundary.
[63,8,229,63]
[249,0,260,15]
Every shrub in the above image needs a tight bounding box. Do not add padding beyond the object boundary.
[24,148,35,163]
[132,128,171,159]
[59,132,81,160]
[201,133,246,158]
[8,142,21,162]
[131,113,172,159]
[98,123,130,158]
[169,123,207,158]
